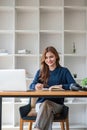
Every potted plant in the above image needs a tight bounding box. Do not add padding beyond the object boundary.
[81,78,87,88]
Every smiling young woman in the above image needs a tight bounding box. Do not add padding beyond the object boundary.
[29,46,76,130]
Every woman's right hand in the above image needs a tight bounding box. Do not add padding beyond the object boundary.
[35,83,44,90]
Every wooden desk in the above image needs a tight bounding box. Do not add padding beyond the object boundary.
[0,90,87,97]
[0,90,87,130]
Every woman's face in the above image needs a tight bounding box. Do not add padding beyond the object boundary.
[45,51,56,68]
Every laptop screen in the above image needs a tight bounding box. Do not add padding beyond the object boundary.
[0,69,27,91]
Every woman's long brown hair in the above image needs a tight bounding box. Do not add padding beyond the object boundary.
[39,46,61,86]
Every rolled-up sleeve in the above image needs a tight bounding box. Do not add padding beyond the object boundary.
[62,68,76,90]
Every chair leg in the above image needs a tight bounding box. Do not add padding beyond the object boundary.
[28,122,32,130]
[20,118,23,130]
[60,122,65,130]
[65,117,69,130]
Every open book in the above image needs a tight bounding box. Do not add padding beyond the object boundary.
[49,85,64,91]
[43,85,64,91]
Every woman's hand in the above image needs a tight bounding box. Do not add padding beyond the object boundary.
[35,83,44,90]
[49,85,64,91]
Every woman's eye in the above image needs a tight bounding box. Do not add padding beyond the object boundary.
[50,56,54,58]
[45,55,54,59]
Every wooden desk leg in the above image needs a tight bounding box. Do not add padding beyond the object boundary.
[0,97,2,130]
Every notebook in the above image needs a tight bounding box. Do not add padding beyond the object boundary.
[0,69,27,91]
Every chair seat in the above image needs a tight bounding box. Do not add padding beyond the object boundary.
[22,105,68,121]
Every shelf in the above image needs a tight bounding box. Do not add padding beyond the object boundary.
[65,98,87,105]
[15,33,39,55]
[0,0,87,129]
[15,9,39,31]
[64,31,86,55]
[64,54,86,57]
[0,56,14,69]
[40,33,63,54]
[64,8,86,31]
[15,6,38,11]
[0,30,14,34]
[0,6,14,11]
[0,0,14,6]
[64,30,87,33]
[64,0,87,7]
[40,8,63,31]
[15,56,39,78]
[40,30,63,34]
[15,54,38,57]
[2,98,14,103]
[40,0,63,7]
[64,56,86,79]
[0,9,14,30]
[15,0,39,7]
[40,6,63,11]
[15,30,38,34]
[64,6,87,11]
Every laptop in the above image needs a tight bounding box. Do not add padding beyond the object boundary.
[0,69,27,91]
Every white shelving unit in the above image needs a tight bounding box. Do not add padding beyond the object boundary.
[0,0,87,129]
